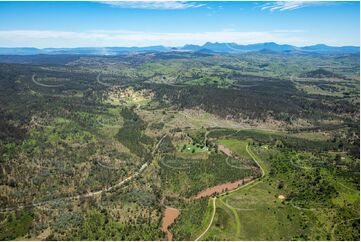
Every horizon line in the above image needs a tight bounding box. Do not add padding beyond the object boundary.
[0,42,360,49]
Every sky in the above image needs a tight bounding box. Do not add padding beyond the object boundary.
[0,1,359,48]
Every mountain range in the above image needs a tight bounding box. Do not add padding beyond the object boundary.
[0,42,359,55]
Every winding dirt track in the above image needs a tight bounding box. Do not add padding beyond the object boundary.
[96,73,113,87]
[96,73,126,87]
[32,74,64,87]
[194,198,216,241]
[0,134,167,213]
[331,217,360,240]
[161,142,255,241]
[194,144,265,241]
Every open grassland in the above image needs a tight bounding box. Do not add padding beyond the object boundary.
[196,137,359,241]
[217,139,252,159]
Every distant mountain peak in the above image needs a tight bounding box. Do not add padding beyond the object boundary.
[0,42,359,55]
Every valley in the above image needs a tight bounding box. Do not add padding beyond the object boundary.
[0,50,359,241]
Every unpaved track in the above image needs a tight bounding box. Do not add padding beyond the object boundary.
[195,198,216,241]
[331,217,360,240]
[0,134,167,213]
[32,74,64,87]
[194,144,265,241]
[96,73,125,87]
[96,73,112,87]
[95,159,123,170]
[0,163,142,213]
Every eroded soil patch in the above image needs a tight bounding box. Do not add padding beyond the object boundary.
[161,207,180,241]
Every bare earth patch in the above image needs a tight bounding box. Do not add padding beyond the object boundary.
[191,177,253,200]
[218,144,233,156]
[161,207,180,241]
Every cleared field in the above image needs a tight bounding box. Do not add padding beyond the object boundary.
[217,139,252,160]
[198,137,359,241]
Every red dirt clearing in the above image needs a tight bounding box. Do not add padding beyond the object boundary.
[161,207,180,241]
[218,144,232,156]
[191,177,253,200]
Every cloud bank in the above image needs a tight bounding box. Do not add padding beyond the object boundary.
[98,1,205,10]
[0,29,319,48]
[261,1,330,12]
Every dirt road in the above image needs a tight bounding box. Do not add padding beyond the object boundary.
[194,144,265,240]
[0,134,167,213]
[195,198,216,241]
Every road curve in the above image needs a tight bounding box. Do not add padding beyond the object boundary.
[194,144,265,240]
[96,73,125,87]
[32,74,64,88]
[195,197,216,241]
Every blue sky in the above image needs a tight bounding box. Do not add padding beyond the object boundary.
[0,1,359,47]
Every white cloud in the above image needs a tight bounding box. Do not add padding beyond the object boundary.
[0,29,311,48]
[0,29,356,48]
[98,1,205,10]
[261,1,327,12]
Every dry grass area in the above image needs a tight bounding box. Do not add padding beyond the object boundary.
[104,87,154,106]
[139,107,248,132]
[289,131,331,141]
[164,109,290,131]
